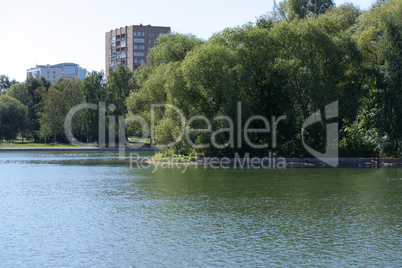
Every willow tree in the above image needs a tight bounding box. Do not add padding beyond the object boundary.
[0,95,28,141]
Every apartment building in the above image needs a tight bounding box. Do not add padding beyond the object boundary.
[26,63,87,84]
[105,24,171,79]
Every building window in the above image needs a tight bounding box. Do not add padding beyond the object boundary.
[153,40,157,44]
[134,45,145,50]
[134,38,145,43]
[112,36,116,41]
[127,59,129,64]
[53,71,55,74]
[159,33,167,36]
[112,49,116,54]
[148,40,152,44]
[134,59,144,64]
[134,32,144,36]
[134,52,145,56]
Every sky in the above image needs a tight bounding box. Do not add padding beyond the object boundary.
[0,0,375,82]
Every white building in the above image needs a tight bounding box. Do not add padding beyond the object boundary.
[26,63,87,83]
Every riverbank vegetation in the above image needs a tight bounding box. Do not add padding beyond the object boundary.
[0,0,400,157]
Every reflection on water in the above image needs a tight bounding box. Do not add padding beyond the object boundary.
[0,152,401,266]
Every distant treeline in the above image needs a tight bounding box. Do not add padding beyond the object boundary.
[0,0,400,157]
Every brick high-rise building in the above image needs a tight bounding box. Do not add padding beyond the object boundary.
[105,24,170,79]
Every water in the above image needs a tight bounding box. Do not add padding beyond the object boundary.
[0,152,401,267]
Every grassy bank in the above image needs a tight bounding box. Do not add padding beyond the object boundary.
[0,136,151,149]
[151,152,197,163]
[0,137,76,148]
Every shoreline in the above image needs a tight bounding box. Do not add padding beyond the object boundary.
[0,148,401,168]
[146,157,402,168]
[0,147,156,152]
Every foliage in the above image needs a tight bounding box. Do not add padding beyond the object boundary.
[24,76,51,141]
[151,150,197,163]
[349,0,402,156]
[0,95,28,141]
[81,70,106,141]
[128,5,371,157]
[257,0,335,26]
[39,78,83,142]
[0,75,17,92]
[0,0,400,158]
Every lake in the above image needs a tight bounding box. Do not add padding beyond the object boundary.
[0,151,401,267]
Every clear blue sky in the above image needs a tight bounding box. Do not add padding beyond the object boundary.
[0,0,375,82]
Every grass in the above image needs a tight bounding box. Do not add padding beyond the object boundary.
[150,152,197,163]
[0,137,78,148]
[127,136,151,146]
[0,136,151,148]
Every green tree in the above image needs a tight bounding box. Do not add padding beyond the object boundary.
[39,78,83,143]
[0,75,17,92]
[127,33,203,144]
[106,64,136,143]
[81,71,106,142]
[125,1,400,159]
[24,76,51,141]
[107,64,135,117]
[352,0,402,156]
[0,95,28,141]
[257,0,335,24]
[6,83,33,141]
[147,33,205,66]
[6,83,33,108]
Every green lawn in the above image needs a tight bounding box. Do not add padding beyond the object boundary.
[0,136,151,148]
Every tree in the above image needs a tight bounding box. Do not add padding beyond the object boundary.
[6,83,33,108]
[257,0,335,24]
[125,1,400,159]
[0,75,17,92]
[352,0,402,156]
[107,64,136,117]
[39,78,83,143]
[147,33,205,66]
[81,71,106,142]
[127,33,204,144]
[0,95,28,141]
[6,83,33,142]
[24,76,51,141]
